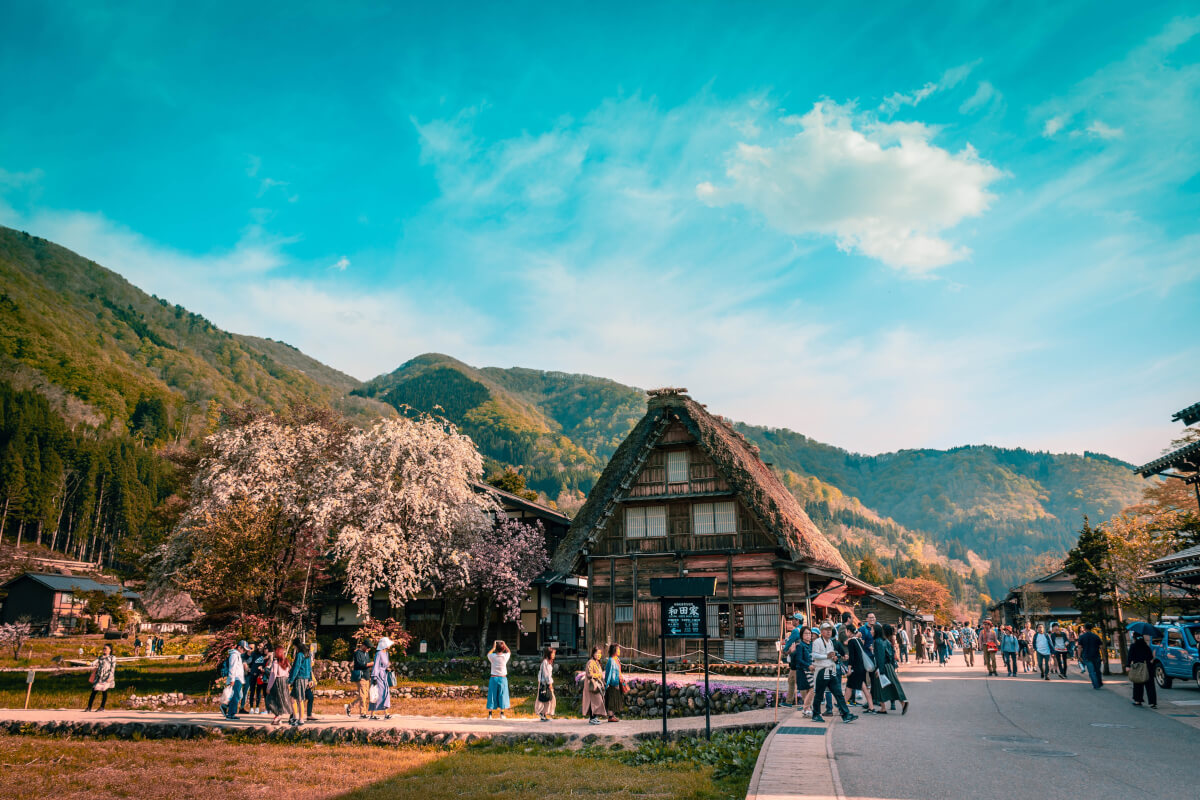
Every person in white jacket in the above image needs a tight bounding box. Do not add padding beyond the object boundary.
[222,640,247,720]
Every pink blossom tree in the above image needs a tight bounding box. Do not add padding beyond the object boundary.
[470,516,549,655]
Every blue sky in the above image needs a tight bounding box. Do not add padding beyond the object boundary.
[1,2,1198,462]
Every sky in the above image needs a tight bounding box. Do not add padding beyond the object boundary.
[1,1,1198,464]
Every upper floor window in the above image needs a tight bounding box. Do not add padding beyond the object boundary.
[667,450,689,483]
[626,505,667,538]
[693,501,736,535]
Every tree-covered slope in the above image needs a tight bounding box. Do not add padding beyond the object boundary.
[0,226,383,438]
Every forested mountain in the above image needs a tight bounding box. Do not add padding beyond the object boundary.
[0,225,1149,598]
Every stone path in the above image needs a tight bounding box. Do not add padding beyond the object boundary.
[744,709,839,800]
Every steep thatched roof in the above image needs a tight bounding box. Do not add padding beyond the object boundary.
[141,587,204,623]
[550,390,850,575]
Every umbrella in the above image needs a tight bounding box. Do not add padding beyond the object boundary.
[1127,621,1158,638]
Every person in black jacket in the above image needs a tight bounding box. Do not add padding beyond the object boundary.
[344,641,374,718]
[790,626,815,716]
[1127,632,1157,708]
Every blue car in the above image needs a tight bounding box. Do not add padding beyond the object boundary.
[1143,617,1200,689]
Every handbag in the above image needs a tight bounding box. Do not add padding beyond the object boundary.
[878,673,892,689]
[369,684,380,703]
[1129,661,1149,684]
[537,682,552,703]
[861,648,877,673]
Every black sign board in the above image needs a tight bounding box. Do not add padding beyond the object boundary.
[650,576,717,598]
[663,599,705,639]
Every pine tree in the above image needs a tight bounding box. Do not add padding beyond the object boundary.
[0,442,28,544]
[1063,515,1111,627]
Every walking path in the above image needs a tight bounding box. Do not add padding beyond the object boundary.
[0,704,778,741]
[744,708,839,800]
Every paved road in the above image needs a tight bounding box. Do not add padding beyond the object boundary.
[832,661,1200,800]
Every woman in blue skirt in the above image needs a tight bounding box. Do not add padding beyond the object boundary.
[486,640,511,718]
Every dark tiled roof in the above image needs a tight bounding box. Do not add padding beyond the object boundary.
[1173,402,1200,426]
[5,572,139,599]
[550,391,849,575]
[1134,439,1200,477]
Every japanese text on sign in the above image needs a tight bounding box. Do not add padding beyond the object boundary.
[664,600,703,638]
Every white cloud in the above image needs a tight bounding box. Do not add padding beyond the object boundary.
[880,61,978,114]
[1042,115,1067,137]
[959,81,1000,114]
[697,101,1004,273]
[1086,120,1124,140]
[330,256,350,271]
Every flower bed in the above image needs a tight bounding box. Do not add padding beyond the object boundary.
[572,676,778,718]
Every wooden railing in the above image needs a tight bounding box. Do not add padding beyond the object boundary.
[592,532,748,556]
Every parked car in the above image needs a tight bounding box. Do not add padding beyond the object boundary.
[1147,617,1200,689]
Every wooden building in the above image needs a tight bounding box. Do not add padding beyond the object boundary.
[991,569,1082,627]
[550,388,874,663]
[0,572,140,635]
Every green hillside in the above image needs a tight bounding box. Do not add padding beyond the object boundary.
[0,226,387,439]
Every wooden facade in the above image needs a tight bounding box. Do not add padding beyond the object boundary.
[552,389,871,663]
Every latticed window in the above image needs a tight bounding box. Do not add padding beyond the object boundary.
[626,505,667,538]
[667,450,688,483]
[692,501,737,534]
[615,605,633,623]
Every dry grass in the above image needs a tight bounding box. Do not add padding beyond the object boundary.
[310,691,582,720]
[0,736,735,800]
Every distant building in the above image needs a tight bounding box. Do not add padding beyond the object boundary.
[315,482,587,654]
[550,388,878,663]
[0,572,140,635]
[1140,544,1200,612]
[139,587,205,634]
[991,569,1081,627]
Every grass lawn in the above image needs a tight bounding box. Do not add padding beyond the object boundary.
[0,736,751,800]
[0,663,213,709]
[0,634,211,668]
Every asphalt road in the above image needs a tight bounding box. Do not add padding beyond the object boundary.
[832,660,1200,800]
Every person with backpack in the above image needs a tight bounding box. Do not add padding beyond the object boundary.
[1076,623,1104,689]
[896,626,909,663]
[1000,626,1020,676]
[220,640,247,720]
[242,641,266,714]
[811,622,857,724]
[1032,623,1053,679]
[344,640,374,718]
[1049,623,1070,678]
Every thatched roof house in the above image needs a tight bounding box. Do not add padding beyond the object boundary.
[554,388,867,662]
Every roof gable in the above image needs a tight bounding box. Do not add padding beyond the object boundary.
[550,390,850,574]
[5,572,140,599]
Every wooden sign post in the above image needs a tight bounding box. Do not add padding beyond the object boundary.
[24,670,34,709]
[651,577,717,741]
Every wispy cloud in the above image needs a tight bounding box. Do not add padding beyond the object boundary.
[880,61,978,114]
[330,256,350,271]
[1085,120,1124,140]
[959,81,1001,114]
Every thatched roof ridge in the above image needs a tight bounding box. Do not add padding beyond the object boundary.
[550,391,850,574]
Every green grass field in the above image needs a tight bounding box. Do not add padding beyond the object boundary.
[0,735,757,800]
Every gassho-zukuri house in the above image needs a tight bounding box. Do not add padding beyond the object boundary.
[550,388,880,663]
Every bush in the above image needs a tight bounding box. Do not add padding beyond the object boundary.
[328,638,350,661]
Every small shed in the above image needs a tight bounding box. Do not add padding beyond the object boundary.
[0,572,140,635]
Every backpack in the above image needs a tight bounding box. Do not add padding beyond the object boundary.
[219,658,230,679]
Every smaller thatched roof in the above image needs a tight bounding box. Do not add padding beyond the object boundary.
[550,390,850,575]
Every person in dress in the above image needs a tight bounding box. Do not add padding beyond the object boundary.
[85,644,116,712]
[844,627,875,713]
[582,645,607,725]
[534,646,556,721]
[603,643,626,723]
[913,628,926,663]
[873,624,908,715]
[486,640,511,718]
[287,637,312,726]
[265,645,291,725]
[369,636,393,720]
[1127,632,1157,709]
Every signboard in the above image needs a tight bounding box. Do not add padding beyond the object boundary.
[664,599,705,639]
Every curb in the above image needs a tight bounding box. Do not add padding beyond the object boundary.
[825,725,845,800]
[742,719,780,799]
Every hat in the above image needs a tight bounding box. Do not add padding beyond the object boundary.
[792,612,806,622]
[237,640,249,650]
[376,636,393,651]
[819,621,834,630]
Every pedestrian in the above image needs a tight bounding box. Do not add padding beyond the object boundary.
[1032,624,1052,679]
[959,622,976,667]
[1127,632,1157,709]
[897,625,909,663]
[242,641,264,714]
[914,628,926,664]
[859,613,877,652]
[535,646,556,721]
[221,640,247,720]
[485,640,511,718]
[979,621,999,676]
[792,625,815,717]
[344,640,374,719]
[369,636,393,720]
[1076,623,1104,689]
[265,645,291,725]
[781,613,805,707]
[844,627,875,713]
[874,624,908,715]
[85,644,116,712]
[1049,623,1070,678]
[582,645,607,725]
[288,637,313,726]
[1000,626,1020,677]
[134,635,142,658]
[304,641,319,721]
[811,622,857,724]
[603,643,627,722]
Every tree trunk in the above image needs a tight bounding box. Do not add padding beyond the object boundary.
[477,596,493,657]
[0,497,8,545]
[15,520,23,550]
[34,519,42,547]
